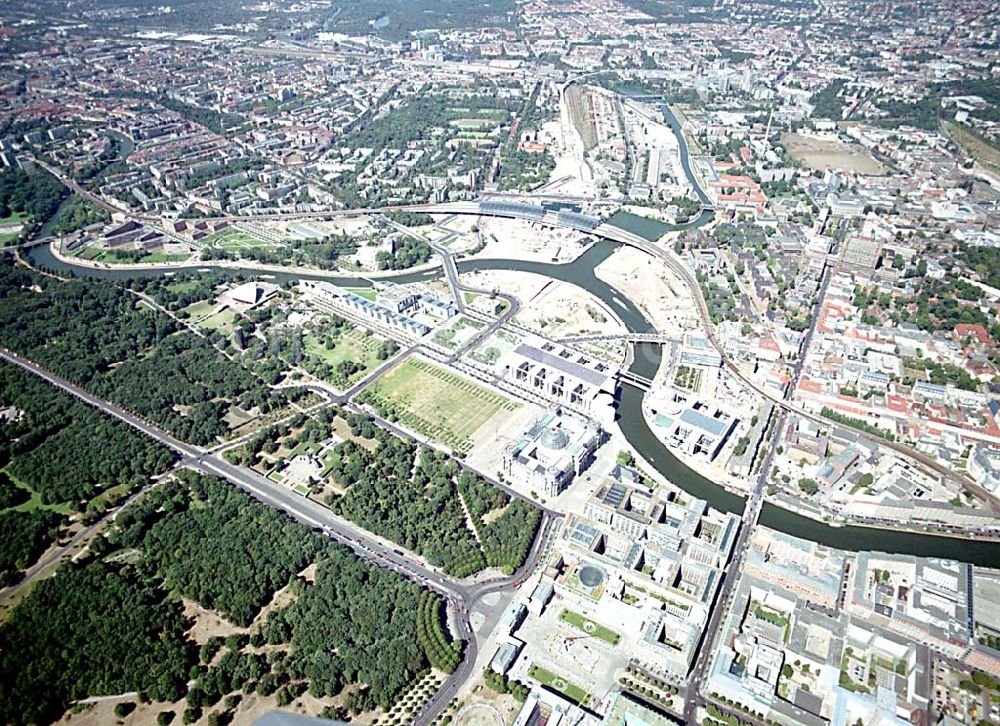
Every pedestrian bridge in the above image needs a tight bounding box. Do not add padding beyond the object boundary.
[617,370,654,390]
[558,333,676,345]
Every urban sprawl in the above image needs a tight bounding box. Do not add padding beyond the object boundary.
[1,1,1000,725]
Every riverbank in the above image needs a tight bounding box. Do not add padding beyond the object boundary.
[44,238,448,279]
[23,219,1000,567]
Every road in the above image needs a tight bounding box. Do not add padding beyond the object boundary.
[381,215,467,314]
[23,85,1000,715]
[682,408,782,721]
[590,220,998,508]
[0,345,553,726]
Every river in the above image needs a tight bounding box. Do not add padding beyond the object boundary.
[26,241,1000,566]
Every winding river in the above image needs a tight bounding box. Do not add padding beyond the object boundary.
[23,95,1000,565]
[26,240,1000,567]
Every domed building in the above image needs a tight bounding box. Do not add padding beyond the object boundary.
[501,409,604,497]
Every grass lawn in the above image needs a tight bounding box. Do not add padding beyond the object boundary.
[76,246,105,261]
[141,252,192,263]
[357,358,517,454]
[182,300,219,321]
[345,287,377,301]
[528,665,591,706]
[164,279,204,295]
[3,468,73,515]
[559,609,621,646]
[302,328,384,387]
[205,228,281,250]
[76,247,191,264]
[197,308,238,334]
[0,211,29,226]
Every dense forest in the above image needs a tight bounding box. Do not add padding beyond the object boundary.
[459,472,542,575]
[0,560,196,725]
[202,234,359,269]
[226,406,536,577]
[332,439,487,576]
[8,412,171,503]
[129,271,234,312]
[959,244,1000,290]
[0,166,67,236]
[416,591,462,673]
[0,262,291,446]
[327,420,540,577]
[376,236,432,270]
[810,79,847,120]
[111,472,326,627]
[0,472,457,724]
[46,194,111,235]
[0,362,175,507]
[0,361,175,584]
[0,509,63,586]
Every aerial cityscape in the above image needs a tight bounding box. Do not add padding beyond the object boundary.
[1,1,1000,725]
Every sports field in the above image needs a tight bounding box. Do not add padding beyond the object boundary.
[528,665,591,706]
[358,358,517,454]
[559,609,621,646]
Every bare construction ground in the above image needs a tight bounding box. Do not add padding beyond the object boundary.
[782,132,886,175]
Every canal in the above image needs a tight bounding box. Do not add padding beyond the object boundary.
[27,241,1000,566]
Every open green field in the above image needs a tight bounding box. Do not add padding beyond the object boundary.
[450,118,498,130]
[0,211,27,244]
[163,279,204,296]
[2,468,73,515]
[182,300,219,320]
[528,665,591,706]
[345,287,377,302]
[559,609,621,645]
[196,308,238,334]
[204,227,281,250]
[357,358,517,454]
[0,211,29,226]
